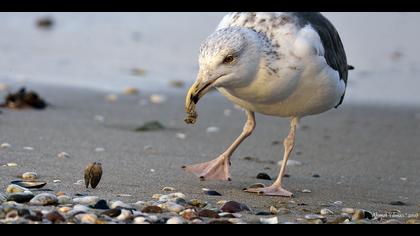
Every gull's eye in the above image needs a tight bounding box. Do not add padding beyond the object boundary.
[223,55,235,64]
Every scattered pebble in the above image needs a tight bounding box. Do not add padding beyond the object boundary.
[256,172,272,180]
[10,180,46,189]
[342,208,355,214]
[278,159,302,167]
[93,199,109,210]
[220,201,251,213]
[302,189,312,193]
[142,206,163,214]
[6,162,18,167]
[46,211,65,223]
[320,208,334,215]
[76,213,97,224]
[105,94,118,102]
[74,179,84,185]
[202,188,222,196]
[22,172,38,180]
[260,216,278,224]
[7,184,30,193]
[149,94,167,104]
[198,209,220,219]
[57,152,70,159]
[57,195,72,205]
[166,217,186,224]
[36,17,54,29]
[159,202,185,213]
[110,200,132,209]
[23,147,34,151]
[206,126,220,133]
[53,180,61,184]
[1,143,11,149]
[133,217,149,224]
[102,209,121,218]
[73,196,100,206]
[162,187,176,192]
[116,209,133,221]
[117,194,132,197]
[6,192,35,203]
[124,87,139,95]
[176,133,187,140]
[29,193,58,206]
[312,174,320,178]
[334,201,344,206]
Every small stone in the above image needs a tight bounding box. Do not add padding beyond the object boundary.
[46,211,65,223]
[106,94,118,102]
[269,206,279,215]
[202,188,222,196]
[342,208,355,214]
[327,216,350,224]
[73,196,100,206]
[110,200,132,209]
[162,187,176,192]
[198,209,220,219]
[57,195,73,205]
[6,162,18,167]
[218,212,242,218]
[7,184,30,193]
[142,206,163,214]
[22,172,38,180]
[116,209,133,221]
[256,212,271,216]
[53,180,61,184]
[320,208,334,215]
[76,213,98,224]
[136,121,165,132]
[1,143,11,148]
[6,192,34,203]
[57,152,70,159]
[124,87,139,95]
[166,216,186,224]
[152,194,162,199]
[260,217,278,224]
[390,201,406,206]
[182,209,199,221]
[93,199,109,209]
[217,200,228,205]
[72,204,91,214]
[334,201,343,206]
[23,147,34,151]
[159,202,185,213]
[176,133,187,140]
[101,208,121,217]
[58,206,72,214]
[206,126,220,133]
[175,198,187,206]
[352,209,366,221]
[149,94,167,104]
[159,192,186,202]
[302,189,312,193]
[312,174,320,178]
[189,199,206,208]
[117,194,132,197]
[29,193,58,206]
[305,214,326,221]
[221,201,251,213]
[133,217,149,224]
[256,173,272,180]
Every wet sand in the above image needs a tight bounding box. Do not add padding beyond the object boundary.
[0,84,419,222]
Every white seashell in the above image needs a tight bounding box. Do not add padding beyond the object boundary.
[260,217,278,224]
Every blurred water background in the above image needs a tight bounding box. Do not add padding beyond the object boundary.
[0,12,419,106]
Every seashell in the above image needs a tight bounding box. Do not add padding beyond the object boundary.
[6,192,34,203]
[320,208,334,215]
[166,217,186,224]
[1,143,11,148]
[22,172,38,180]
[220,201,251,213]
[29,193,58,206]
[84,162,102,189]
[10,181,47,189]
[198,209,220,219]
[202,188,222,196]
[142,206,163,214]
[260,217,278,224]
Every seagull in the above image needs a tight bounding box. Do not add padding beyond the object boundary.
[183,12,352,197]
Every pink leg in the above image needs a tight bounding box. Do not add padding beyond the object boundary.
[183,110,255,181]
[245,117,299,197]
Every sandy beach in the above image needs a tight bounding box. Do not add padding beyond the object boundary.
[0,84,419,223]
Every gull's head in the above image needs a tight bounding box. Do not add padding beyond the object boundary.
[186,27,261,113]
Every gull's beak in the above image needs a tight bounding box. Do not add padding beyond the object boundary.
[184,76,216,124]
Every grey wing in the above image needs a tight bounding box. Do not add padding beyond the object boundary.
[292,12,349,108]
